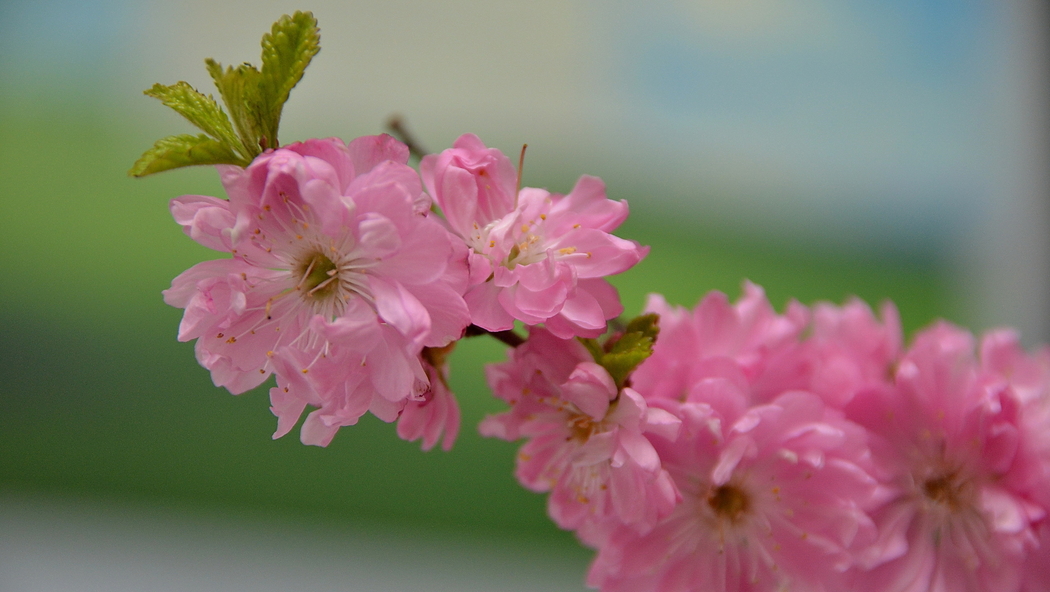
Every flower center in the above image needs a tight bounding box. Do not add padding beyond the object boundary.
[295,251,340,301]
[708,484,751,523]
[567,414,600,443]
[923,472,966,511]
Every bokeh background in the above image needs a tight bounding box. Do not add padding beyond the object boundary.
[2,1,1048,590]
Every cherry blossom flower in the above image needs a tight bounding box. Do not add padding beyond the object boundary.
[588,391,879,592]
[631,282,810,406]
[396,345,462,452]
[803,298,902,409]
[845,323,1047,592]
[480,328,680,540]
[164,136,470,444]
[421,134,647,338]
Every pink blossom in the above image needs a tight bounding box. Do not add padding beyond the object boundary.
[844,322,1047,592]
[804,298,902,409]
[421,134,647,338]
[396,346,462,452]
[480,328,681,540]
[631,282,810,406]
[588,391,879,592]
[164,136,471,445]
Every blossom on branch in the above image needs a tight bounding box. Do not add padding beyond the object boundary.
[164,136,471,445]
[845,323,1049,592]
[589,391,880,592]
[421,134,648,338]
[481,328,681,540]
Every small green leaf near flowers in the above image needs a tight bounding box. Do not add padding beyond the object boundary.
[259,10,322,149]
[580,313,660,390]
[130,10,320,177]
[128,134,245,177]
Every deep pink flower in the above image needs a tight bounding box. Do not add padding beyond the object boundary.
[480,328,680,539]
[164,136,470,444]
[421,134,647,338]
[588,391,879,592]
[845,323,1047,592]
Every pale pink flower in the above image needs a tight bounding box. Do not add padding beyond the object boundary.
[480,328,680,540]
[421,134,647,338]
[164,136,470,444]
[845,322,1047,592]
[588,391,879,592]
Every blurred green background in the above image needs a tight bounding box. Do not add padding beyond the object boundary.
[6,1,1045,588]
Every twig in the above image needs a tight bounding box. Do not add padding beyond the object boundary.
[386,115,428,160]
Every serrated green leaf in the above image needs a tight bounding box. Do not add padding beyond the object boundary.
[581,313,661,390]
[133,12,321,179]
[624,313,660,344]
[608,332,651,356]
[128,134,245,177]
[206,59,265,158]
[143,82,243,155]
[258,10,320,149]
[601,349,652,389]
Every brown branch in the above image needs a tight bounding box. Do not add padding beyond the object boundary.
[386,114,428,160]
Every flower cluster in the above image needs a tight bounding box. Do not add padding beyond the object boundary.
[164,134,647,449]
[145,13,1050,592]
[483,283,1050,592]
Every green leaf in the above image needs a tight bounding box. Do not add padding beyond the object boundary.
[128,134,245,177]
[580,313,661,390]
[206,59,266,159]
[258,10,320,149]
[143,82,243,156]
[624,313,660,344]
[579,338,604,363]
[132,12,321,178]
